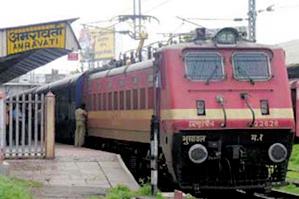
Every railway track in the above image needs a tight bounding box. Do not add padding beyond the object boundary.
[192,190,299,199]
[253,190,299,199]
[231,190,299,199]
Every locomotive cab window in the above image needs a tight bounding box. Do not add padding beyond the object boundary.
[184,52,224,81]
[233,52,271,81]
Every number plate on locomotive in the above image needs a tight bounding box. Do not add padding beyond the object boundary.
[254,120,279,127]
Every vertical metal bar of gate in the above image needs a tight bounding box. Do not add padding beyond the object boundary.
[9,102,13,155]
[0,93,5,149]
[21,94,25,155]
[40,94,44,155]
[34,94,38,155]
[28,94,32,155]
[15,95,19,154]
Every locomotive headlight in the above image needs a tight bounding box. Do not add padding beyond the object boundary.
[268,143,288,163]
[188,144,208,164]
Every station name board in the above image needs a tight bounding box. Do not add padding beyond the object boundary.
[7,23,66,55]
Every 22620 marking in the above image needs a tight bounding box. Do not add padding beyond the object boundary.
[254,120,279,127]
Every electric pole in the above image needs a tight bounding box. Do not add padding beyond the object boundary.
[118,0,159,40]
[248,0,257,42]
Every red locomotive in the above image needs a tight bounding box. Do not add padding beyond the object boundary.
[84,27,294,194]
[29,27,295,194]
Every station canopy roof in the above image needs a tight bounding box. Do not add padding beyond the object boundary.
[0,18,80,84]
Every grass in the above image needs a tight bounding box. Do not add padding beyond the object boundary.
[287,171,299,181]
[88,184,165,199]
[276,184,299,194]
[274,144,299,194]
[0,175,42,199]
[288,144,299,172]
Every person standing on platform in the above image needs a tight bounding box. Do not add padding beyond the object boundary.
[74,103,87,147]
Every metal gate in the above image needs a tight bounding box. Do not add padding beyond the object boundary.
[4,94,45,158]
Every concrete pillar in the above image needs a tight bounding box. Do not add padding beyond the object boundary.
[0,92,5,148]
[45,92,55,159]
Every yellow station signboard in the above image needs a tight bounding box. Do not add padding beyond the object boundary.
[7,23,66,55]
[90,27,115,60]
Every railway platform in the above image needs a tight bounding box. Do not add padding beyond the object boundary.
[6,144,139,199]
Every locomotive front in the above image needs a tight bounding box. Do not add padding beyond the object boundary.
[158,28,294,193]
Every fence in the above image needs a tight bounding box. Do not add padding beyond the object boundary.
[0,92,55,159]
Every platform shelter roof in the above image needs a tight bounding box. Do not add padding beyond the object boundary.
[0,18,80,84]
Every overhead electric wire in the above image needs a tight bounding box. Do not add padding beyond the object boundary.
[144,0,174,14]
[186,17,247,21]
[275,4,299,9]
[176,16,204,27]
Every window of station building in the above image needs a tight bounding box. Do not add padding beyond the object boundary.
[103,93,107,111]
[140,88,146,109]
[133,89,138,110]
[98,93,101,110]
[120,91,125,110]
[184,52,224,81]
[148,87,154,109]
[114,91,119,110]
[108,92,113,110]
[126,90,131,110]
[232,52,271,81]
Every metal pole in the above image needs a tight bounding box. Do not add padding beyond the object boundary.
[150,115,159,196]
[0,92,5,148]
[133,0,137,39]
[248,0,256,42]
[138,0,142,35]
[151,56,160,196]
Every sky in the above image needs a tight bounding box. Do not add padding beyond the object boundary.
[1,0,299,74]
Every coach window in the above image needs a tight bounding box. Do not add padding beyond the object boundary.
[140,88,146,109]
[93,94,97,111]
[119,79,125,88]
[148,74,154,85]
[88,81,92,93]
[89,94,93,111]
[114,91,119,110]
[126,90,131,110]
[103,93,107,111]
[233,52,271,81]
[120,91,125,110]
[184,52,224,81]
[108,92,113,110]
[133,89,138,109]
[147,87,154,109]
[132,76,139,85]
[108,81,113,89]
[98,93,101,110]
